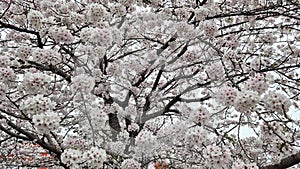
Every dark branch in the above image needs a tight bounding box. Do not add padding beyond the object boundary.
[260,151,300,169]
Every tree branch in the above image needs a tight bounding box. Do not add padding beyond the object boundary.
[260,151,300,169]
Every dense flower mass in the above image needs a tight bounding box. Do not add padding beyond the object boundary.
[31,48,61,65]
[205,62,225,80]
[23,72,52,93]
[0,0,299,169]
[215,86,238,106]
[84,147,107,167]
[203,145,231,168]
[262,91,292,114]
[244,73,268,94]
[120,159,141,169]
[20,95,55,116]
[27,10,43,29]
[71,74,95,93]
[234,90,259,112]
[61,149,85,168]
[32,111,60,133]
[48,26,74,44]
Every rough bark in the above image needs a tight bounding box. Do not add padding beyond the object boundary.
[260,152,300,169]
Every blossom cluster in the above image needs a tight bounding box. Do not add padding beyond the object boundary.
[48,26,74,44]
[108,141,125,155]
[20,95,55,116]
[71,74,95,94]
[135,130,158,150]
[31,48,61,65]
[262,91,291,114]
[84,147,107,167]
[176,21,196,39]
[86,3,108,22]
[110,3,127,16]
[89,107,108,129]
[205,62,225,80]
[232,160,258,169]
[250,56,270,70]
[134,130,159,158]
[184,126,207,147]
[80,27,113,46]
[120,159,141,169]
[203,145,231,167]
[0,83,7,99]
[127,123,140,132]
[203,20,218,37]
[61,149,84,168]
[215,86,237,106]
[32,112,60,133]
[234,90,259,112]
[195,7,209,21]
[61,147,107,168]
[244,73,268,94]
[0,55,11,67]
[0,54,15,94]
[62,135,88,149]
[23,72,52,94]
[16,45,32,60]
[187,107,209,124]
[0,67,16,83]
[27,10,43,29]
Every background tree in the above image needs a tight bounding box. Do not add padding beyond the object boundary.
[0,0,300,168]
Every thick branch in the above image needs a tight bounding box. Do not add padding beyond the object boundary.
[0,21,43,48]
[260,151,300,169]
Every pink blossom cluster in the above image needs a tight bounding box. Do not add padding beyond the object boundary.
[262,91,291,114]
[234,90,259,112]
[20,95,55,116]
[203,145,231,167]
[135,130,158,152]
[176,21,197,39]
[110,3,127,16]
[261,32,276,44]
[89,107,108,129]
[16,45,32,60]
[156,121,189,144]
[86,3,107,22]
[250,56,270,70]
[215,86,237,106]
[63,135,88,149]
[108,141,125,155]
[195,7,209,21]
[0,67,15,83]
[31,48,61,65]
[27,10,43,29]
[120,159,141,169]
[203,21,218,37]
[232,160,258,169]
[61,149,84,168]
[205,62,225,80]
[187,107,209,123]
[0,83,7,99]
[0,55,11,67]
[48,26,74,44]
[84,147,107,167]
[184,126,207,146]
[32,112,60,133]
[23,72,52,93]
[71,74,95,94]
[127,123,140,132]
[260,121,293,149]
[80,27,113,46]
[244,73,268,94]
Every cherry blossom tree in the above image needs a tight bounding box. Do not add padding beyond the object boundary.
[0,0,300,168]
